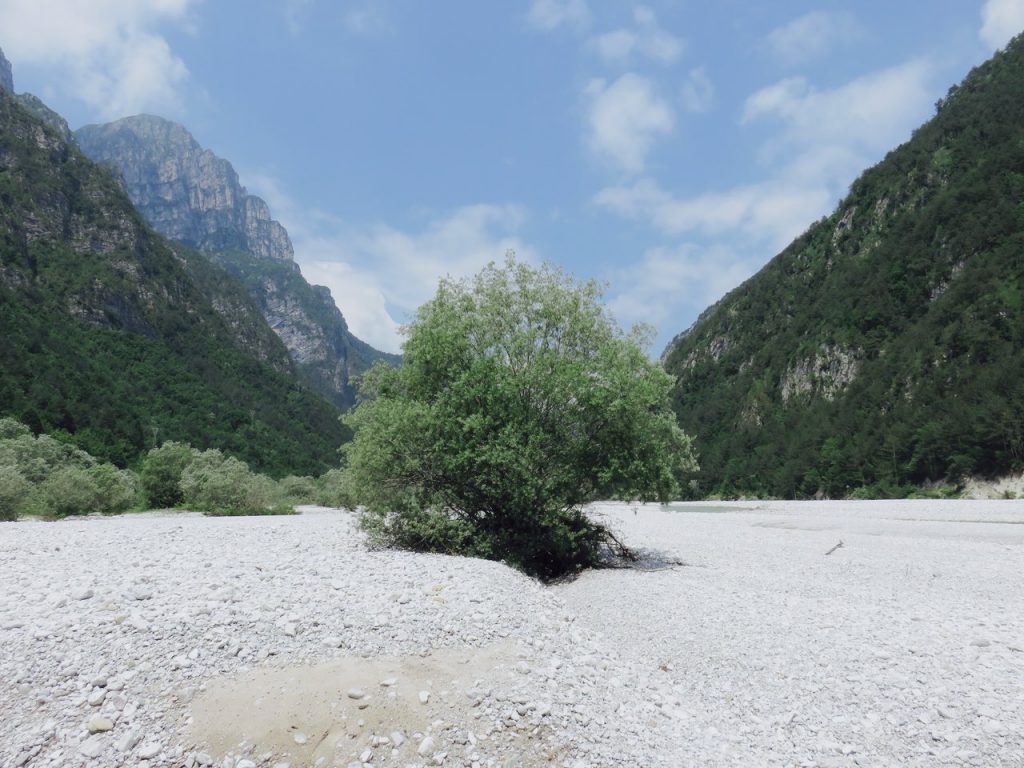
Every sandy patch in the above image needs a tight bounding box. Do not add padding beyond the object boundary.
[187,642,557,766]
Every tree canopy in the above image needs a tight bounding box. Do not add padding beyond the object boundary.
[344,257,696,579]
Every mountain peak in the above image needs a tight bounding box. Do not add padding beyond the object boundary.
[76,117,294,262]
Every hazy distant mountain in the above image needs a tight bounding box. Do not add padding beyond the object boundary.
[0,88,347,474]
[663,36,1024,498]
[76,116,398,409]
[0,47,12,94]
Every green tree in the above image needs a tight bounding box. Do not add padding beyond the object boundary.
[344,257,696,579]
[140,441,198,509]
[0,465,30,521]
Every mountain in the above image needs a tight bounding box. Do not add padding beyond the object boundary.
[75,116,398,410]
[663,37,1024,499]
[0,87,347,474]
[0,47,12,94]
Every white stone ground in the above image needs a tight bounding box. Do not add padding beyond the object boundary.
[0,500,1022,767]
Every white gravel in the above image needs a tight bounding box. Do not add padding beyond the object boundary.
[0,500,1021,767]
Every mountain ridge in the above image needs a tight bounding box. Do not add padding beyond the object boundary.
[663,35,1024,498]
[76,116,398,410]
[0,86,347,473]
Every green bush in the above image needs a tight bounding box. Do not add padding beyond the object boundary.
[89,463,138,514]
[38,466,101,517]
[315,467,359,509]
[0,432,95,483]
[0,417,31,440]
[140,441,198,509]
[180,449,291,516]
[0,465,30,521]
[278,474,318,505]
[344,257,696,580]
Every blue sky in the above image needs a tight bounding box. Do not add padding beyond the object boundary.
[3,0,1023,354]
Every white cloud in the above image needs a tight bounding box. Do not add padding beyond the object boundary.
[0,0,197,118]
[765,10,861,66]
[607,244,758,335]
[591,5,683,65]
[980,0,1024,50]
[584,73,673,173]
[596,58,937,300]
[244,173,536,353]
[680,66,713,113]
[527,0,590,32]
[742,59,934,156]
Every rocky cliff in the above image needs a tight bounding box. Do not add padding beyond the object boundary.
[0,48,12,94]
[76,116,397,409]
[663,35,1024,498]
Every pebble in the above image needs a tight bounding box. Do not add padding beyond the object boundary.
[71,588,94,601]
[137,742,161,759]
[87,688,106,706]
[418,736,435,756]
[87,717,113,733]
[419,690,430,704]
[293,732,308,745]
[79,736,106,757]
[347,688,367,699]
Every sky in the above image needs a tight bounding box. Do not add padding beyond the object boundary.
[2,0,1023,355]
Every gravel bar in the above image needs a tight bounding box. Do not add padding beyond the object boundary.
[0,500,1022,767]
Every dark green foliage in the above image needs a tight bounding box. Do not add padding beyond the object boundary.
[664,36,1024,498]
[346,258,695,580]
[0,89,347,476]
[140,442,197,509]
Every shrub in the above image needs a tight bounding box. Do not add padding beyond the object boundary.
[278,474,318,505]
[315,468,359,509]
[180,449,290,515]
[38,466,101,517]
[344,257,696,579]
[89,463,138,514]
[0,465,30,521]
[140,441,198,509]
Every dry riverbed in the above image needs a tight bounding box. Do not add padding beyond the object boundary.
[0,501,1022,767]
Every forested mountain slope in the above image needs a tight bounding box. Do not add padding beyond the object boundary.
[76,116,398,410]
[0,88,346,474]
[663,36,1024,498]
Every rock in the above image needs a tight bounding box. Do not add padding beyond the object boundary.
[87,718,113,733]
[236,761,256,768]
[87,688,106,706]
[79,735,106,758]
[293,732,308,745]
[970,639,991,647]
[347,688,367,699]
[419,690,430,704]
[72,588,94,601]
[380,677,397,687]
[90,675,108,688]
[418,736,435,756]
[137,742,161,759]
[115,728,141,752]
[196,753,213,766]
[390,731,405,747]
[359,748,373,762]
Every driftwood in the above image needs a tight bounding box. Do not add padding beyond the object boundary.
[825,540,844,556]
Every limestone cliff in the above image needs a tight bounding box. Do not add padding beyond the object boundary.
[76,116,398,409]
[0,47,12,94]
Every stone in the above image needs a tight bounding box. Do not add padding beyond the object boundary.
[359,748,373,762]
[347,688,367,699]
[72,588,94,601]
[115,728,141,752]
[87,688,106,706]
[418,736,435,756]
[137,742,161,759]
[390,731,405,747]
[970,639,991,648]
[293,732,308,745]
[236,761,257,768]
[79,736,106,758]
[88,718,114,733]
[380,677,397,687]
[419,691,430,704]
